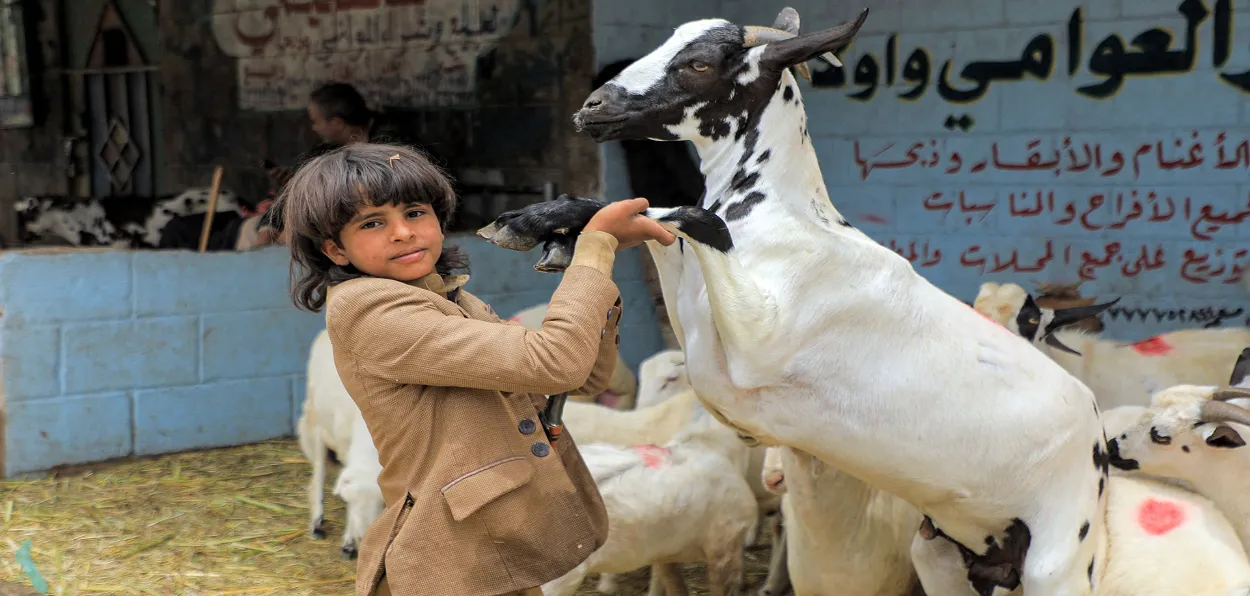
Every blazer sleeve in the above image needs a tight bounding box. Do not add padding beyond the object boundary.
[328,232,624,396]
[574,293,624,397]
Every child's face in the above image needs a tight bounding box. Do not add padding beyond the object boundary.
[322,201,444,282]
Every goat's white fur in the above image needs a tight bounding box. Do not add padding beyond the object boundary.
[296,329,385,556]
[1108,383,1250,553]
[608,17,1110,595]
[763,446,922,596]
[540,408,758,596]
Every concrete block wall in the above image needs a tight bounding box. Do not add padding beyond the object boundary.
[0,240,664,477]
[702,0,1250,339]
[0,247,325,477]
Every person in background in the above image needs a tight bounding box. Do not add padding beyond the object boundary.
[266,82,423,191]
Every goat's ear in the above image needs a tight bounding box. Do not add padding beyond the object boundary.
[759,8,869,73]
[1206,425,1246,449]
[975,282,1001,302]
[1229,347,1250,387]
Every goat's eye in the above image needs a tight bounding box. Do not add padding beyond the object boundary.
[1028,317,1039,325]
[1150,427,1172,445]
[689,61,709,72]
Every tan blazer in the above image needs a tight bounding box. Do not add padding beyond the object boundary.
[326,231,624,596]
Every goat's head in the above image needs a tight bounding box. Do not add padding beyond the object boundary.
[1107,385,1250,478]
[973,281,1119,355]
[574,6,868,144]
[1109,349,1250,476]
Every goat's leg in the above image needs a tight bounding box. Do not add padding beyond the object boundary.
[644,239,688,353]
[650,563,688,596]
[297,411,327,540]
[909,533,978,596]
[539,562,589,596]
[594,572,619,594]
[758,513,789,596]
[646,207,778,385]
[705,533,746,596]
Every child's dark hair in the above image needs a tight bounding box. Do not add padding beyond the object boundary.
[282,142,470,312]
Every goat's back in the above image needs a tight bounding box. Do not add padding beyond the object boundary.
[1099,475,1250,595]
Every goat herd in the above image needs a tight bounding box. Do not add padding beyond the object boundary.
[297,282,1250,596]
[300,6,1250,596]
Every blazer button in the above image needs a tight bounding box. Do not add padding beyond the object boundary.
[531,442,550,457]
[518,418,537,435]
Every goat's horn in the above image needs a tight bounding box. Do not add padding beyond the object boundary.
[743,26,797,47]
[1212,387,1250,401]
[773,7,801,34]
[794,62,812,82]
[1200,400,1250,428]
[743,26,844,69]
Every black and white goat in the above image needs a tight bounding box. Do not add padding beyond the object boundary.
[479,7,1114,595]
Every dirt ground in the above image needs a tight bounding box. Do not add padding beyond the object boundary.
[0,438,778,595]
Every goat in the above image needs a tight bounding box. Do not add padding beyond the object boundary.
[332,412,386,559]
[761,446,923,596]
[1108,348,1250,552]
[478,7,1113,594]
[296,328,384,558]
[1033,281,1108,334]
[973,281,1119,355]
[563,386,778,594]
[976,281,1250,409]
[541,407,758,596]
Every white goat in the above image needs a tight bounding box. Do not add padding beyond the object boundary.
[541,407,758,596]
[1107,349,1250,551]
[296,328,385,558]
[481,8,1113,594]
[563,386,778,595]
[758,446,922,596]
[510,301,638,408]
[975,281,1250,410]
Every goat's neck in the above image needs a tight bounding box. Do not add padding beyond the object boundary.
[692,71,846,238]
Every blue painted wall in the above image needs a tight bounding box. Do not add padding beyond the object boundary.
[0,239,663,477]
[597,0,1250,340]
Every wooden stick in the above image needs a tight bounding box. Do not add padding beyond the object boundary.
[198,166,225,253]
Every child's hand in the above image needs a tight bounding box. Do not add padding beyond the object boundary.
[584,198,677,249]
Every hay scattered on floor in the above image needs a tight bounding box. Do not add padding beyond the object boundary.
[0,439,776,595]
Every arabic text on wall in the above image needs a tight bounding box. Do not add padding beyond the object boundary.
[211,0,520,111]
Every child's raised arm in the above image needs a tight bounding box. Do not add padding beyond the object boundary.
[327,231,627,396]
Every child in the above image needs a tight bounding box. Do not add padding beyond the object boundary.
[281,142,676,596]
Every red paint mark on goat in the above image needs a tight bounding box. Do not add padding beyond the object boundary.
[861,213,889,224]
[1138,498,1185,535]
[1131,336,1174,356]
[631,444,669,468]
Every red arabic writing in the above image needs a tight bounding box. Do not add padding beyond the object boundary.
[883,239,1249,284]
[919,190,1250,241]
[854,132,1250,181]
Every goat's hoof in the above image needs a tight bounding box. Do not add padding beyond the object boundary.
[340,542,358,560]
[310,518,326,540]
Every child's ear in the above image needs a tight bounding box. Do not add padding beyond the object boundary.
[322,238,351,266]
